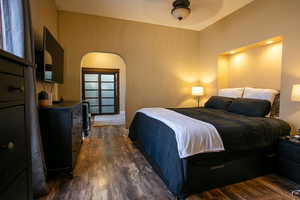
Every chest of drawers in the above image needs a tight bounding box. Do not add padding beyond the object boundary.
[39,102,83,177]
[0,55,32,200]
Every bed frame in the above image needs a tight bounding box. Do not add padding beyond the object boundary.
[137,142,276,200]
[129,112,278,199]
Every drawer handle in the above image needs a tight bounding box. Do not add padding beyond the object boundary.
[210,164,225,170]
[8,86,24,93]
[0,142,14,151]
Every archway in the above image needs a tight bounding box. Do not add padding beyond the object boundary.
[80,52,126,125]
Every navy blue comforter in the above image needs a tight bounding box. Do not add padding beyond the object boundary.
[129,108,290,197]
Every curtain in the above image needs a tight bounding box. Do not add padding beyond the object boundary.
[0,0,25,58]
[23,0,49,197]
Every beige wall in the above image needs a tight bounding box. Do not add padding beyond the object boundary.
[58,11,203,126]
[198,0,300,131]
[219,42,282,90]
[33,0,300,131]
[81,53,126,112]
[217,55,229,89]
[30,0,58,99]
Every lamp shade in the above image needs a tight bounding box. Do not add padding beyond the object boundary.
[192,86,204,96]
[291,84,300,102]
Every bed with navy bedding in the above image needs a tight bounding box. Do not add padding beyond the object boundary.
[129,104,291,199]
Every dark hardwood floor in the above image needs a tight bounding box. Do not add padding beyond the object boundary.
[40,125,300,200]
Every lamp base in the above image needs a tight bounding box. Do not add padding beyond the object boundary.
[195,96,200,108]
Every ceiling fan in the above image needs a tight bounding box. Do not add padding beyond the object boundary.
[171,0,191,21]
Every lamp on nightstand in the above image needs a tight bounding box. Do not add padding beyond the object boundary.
[291,84,300,102]
[192,86,204,108]
[291,84,300,135]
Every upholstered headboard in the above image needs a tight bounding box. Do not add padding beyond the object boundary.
[270,93,280,118]
[218,87,280,118]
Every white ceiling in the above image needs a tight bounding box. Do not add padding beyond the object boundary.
[55,0,254,31]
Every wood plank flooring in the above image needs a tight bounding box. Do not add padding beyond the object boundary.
[40,125,300,200]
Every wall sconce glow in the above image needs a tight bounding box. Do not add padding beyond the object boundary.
[192,86,204,96]
[230,51,236,54]
[202,75,215,84]
[231,53,246,65]
[291,84,300,102]
[266,40,273,44]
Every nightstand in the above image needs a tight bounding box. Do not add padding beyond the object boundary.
[277,136,300,184]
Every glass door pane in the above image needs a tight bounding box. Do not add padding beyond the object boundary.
[100,74,116,114]
[82,70,119,115]
[85,90,98,98]
[83,73,100,114]
[90,106,99,114]
[86,99,99,106]
[101,82,114,89]
[101,91,114,97]
[85,82,98,89]
[101,74,114,81]
[101,98,114,105]
[101,106,115,114]
[85,74,98,81]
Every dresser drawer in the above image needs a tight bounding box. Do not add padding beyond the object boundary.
[0,106,27,190]
[0,171,29,200]
[0,73,24,108]
[0,56,24,77]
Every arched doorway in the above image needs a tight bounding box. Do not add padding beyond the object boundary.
[81,52,126,125]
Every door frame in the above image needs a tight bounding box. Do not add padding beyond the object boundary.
[82,68,120,115]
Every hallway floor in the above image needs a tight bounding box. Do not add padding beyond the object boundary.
[93,111,125,125]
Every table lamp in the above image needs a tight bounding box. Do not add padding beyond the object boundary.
[291,84,300,102]
[291,84,300,136]
[192,86,204,108]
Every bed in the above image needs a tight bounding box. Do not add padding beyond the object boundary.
[129,94,291,199]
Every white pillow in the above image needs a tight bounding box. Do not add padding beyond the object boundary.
[243,87,279,105]
[218,88,244,98]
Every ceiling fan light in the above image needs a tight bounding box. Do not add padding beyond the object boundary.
[171,7,191,21]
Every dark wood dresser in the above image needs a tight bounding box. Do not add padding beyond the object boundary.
[39,101,83,177]
[0,55,32,199]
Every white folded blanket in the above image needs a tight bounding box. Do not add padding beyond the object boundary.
[137,108,225,158]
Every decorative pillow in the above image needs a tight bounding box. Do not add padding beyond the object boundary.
[227,98,271,117]
[243,87,279,105]
[204,96,234,110]
[218,88,244,98]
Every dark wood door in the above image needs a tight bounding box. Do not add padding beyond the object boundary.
[82,68,120,115]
